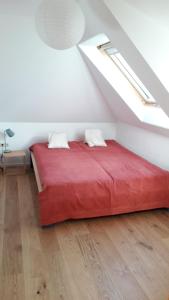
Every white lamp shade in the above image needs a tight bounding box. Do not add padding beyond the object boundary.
[35,0,85,50]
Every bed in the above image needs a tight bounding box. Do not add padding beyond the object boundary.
[30,140,169,226]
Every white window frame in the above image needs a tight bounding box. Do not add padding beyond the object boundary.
[98,42,157,106]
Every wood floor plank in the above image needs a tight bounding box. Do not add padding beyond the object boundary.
[0,173,5,225]
[127,212,169,266]
[56,223,101,300]
[102,215,169,300]
[17,175,51,300]
[0,174,5,272]
[2,175,23,276]
[0,273,25,300]
[139,210,169,239]
[151,210,169,238]
[1,169,169,300]
[86,220,149,300]
[123,215,169,292]
[39,227,75,300]
[76,232,123,300]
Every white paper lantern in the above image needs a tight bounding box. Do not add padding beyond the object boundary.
[35,0,85,50]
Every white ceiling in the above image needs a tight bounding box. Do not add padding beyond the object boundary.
[0,0,40,16]
[3,0,169,27]
[125,0,169,27]
[2,0,169,26]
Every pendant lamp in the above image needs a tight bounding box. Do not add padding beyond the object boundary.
[35,0,85,50]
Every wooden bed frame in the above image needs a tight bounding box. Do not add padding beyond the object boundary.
[31,152,43,192]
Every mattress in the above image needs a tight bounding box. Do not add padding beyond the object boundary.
[30,140,169,225]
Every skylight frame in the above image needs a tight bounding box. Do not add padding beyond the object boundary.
[98,42,157,106]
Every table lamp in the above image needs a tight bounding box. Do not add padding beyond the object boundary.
[4,128,15,153]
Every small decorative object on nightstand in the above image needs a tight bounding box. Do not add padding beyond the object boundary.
[3,128,15,153]
[2,150,26,173]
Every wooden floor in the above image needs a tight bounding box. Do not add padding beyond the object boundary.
[0,168,169,300]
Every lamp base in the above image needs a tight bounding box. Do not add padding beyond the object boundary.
[4,149,11,153]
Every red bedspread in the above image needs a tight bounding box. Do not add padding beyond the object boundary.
[30,141,169,225]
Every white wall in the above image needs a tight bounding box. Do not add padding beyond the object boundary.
[0,122,116,163]
[2,121,169,171]
[116,122,169,170]
[0,14,113,122]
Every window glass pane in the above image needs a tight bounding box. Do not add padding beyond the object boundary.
[101,44,156,105]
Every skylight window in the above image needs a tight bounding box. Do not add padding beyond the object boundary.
[98,42,157,106]
[79,33,169,129]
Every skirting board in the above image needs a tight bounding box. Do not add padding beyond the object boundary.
[31,152,43,193]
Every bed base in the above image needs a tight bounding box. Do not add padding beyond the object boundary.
[31,152,43,192]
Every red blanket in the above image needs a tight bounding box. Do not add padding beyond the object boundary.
[30,141,169,225]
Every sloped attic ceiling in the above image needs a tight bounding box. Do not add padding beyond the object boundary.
[104,0,169,110]
[79,34,169,130]
[78,0,169,136]
[125,0,169,26]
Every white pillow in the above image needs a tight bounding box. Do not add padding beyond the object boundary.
[48,132,69,149]
[85,129,107,147]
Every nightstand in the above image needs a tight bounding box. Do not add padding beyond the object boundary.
[2,150,26,173]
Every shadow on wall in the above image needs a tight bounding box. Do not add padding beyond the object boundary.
[0,132,4,149]
[0,131,3,141]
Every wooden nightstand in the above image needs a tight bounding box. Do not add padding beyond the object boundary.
[2,150,26,173]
